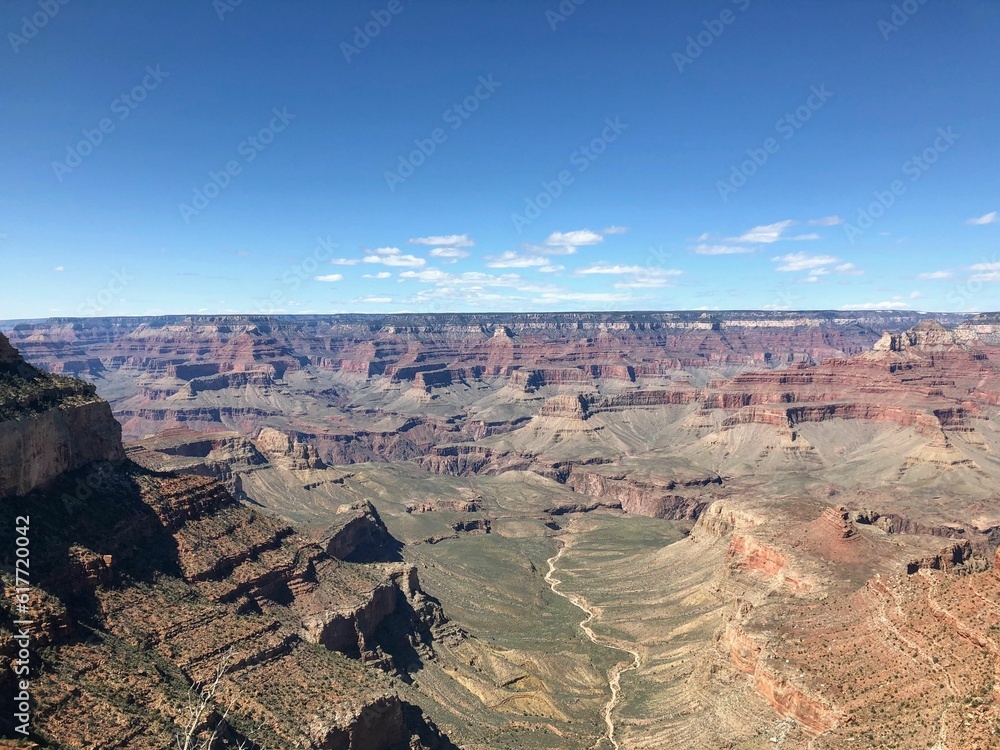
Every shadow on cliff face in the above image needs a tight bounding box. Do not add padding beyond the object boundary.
[0,461,184,615]
[0,461,189,742]
[372,585,448,684]
[342,531,404,564]
[402,702,460,750]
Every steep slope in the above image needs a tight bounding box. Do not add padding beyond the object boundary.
[0,334,123,497]
[0,332,456,749]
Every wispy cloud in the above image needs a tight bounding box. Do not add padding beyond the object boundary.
[430,247,470,261]
[486,251,549,269]
[362,247,426,267]
[363,271,392,279]
[314,274,344,282]
[917,270,952,280]
[834,263,863,276]
[532,291,634,303]
[807,215,844,226]
[576,263,651,275]
[839,298,912,310]
[693,244,755,255]
[967,211,998,226]
[733,220,807,244]
[535,228,617,255]
[969,262,1000,282]
[354,296,393,303]
[409,234,475,247]
[576,263,682,289]
[772,252,840,272]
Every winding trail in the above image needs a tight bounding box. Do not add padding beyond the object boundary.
[545,540,641,750]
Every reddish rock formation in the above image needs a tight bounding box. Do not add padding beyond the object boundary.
[702,320,1000,436]
[0,339,455,748]
[727,533,789,577]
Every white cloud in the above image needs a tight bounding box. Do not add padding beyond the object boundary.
[967,212,998,226]
[363,271,392,279]
[547,229,605,247]
[693,244,755,255]
[533,291,633,303]
[330,258,361,266]
[735,220,796,244]
[577,263,682,289]
[772,253,840,272]
[314,274,344,282]
[363,247,426,267]
[539,229,606,254]
[430,247,470,261]
[602,226,629,235]
[399,269,450,283]
[917,270,952,280]
[487,252,549,269]
[576,264,649,275]
[355,296,393,303]
[807,215,844,226]
[969,263,1000,282]
[839,301,911,310]
[733,220,821,244]
[614,278,678,289]
[409,234,475,247]
[539,264,564,273]
[834,263,863,276]
[53,266,65,272]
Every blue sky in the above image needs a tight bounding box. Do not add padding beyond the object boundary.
[1,0,998,318]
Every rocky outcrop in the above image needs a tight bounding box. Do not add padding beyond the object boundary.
[0,333,124,497]
[0,339,456,749]
[726,533,788,577]
[255,426,326,469]
[872,320,963,352]
[693,501,763,539]
[325,501,397,562]
[905,540,975,574]
[562,467,720,520]
[719,624,840,734]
